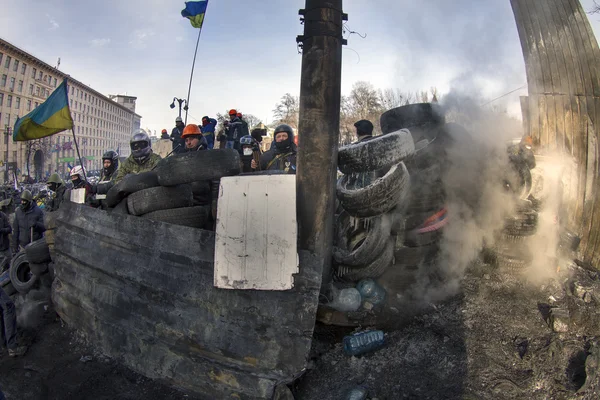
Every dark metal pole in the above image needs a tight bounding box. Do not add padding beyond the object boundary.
[296,0,346,287]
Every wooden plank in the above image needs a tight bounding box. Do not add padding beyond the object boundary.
[584,97,600,261]
[525,0,555,93]
[574,96,589,237]
[554,95,566,153]
[569,0,600,97]
[512,0,543,94]
[520,96,530,137]
[538,0,566,95]
[563,0,595,96]
[528,94,541,146]
[538,95,550,149]
[563,95,574,155]
[550,0,584,95]
[545,95,558,152]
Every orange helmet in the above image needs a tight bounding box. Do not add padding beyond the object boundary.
[161,129,167,134]
[237,112,243,118]
[228,109,237,116]
[181,124,202,138]
[521,135,533,147]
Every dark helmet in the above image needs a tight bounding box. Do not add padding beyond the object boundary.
[21,190,33,202]
[273,124,295,151]
[102,150,119,175]
[354,119,374,136]
[130,130,151,161]
[240,135,255,146]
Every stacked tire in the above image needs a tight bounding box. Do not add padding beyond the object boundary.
[105,149,241,229]
[377,104,451,289]
[334,128,415,282]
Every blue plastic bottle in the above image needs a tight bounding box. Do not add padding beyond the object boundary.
[356,279,386,306]
[343,330,385,356]
[345,386,368,400]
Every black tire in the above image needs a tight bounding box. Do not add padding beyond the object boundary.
[141,206,209,228]
[127,185,193,216]
[119,171,160,194]
[2,282,16,296]
[404,229,444,247]
[394,243,440,268]
[406,184,446,214]
[337,129,415,174]
[503,159,532,200]
[0,269,10,287]
[111,198,129,215]
[156,149,241,186]
[495,253,530,271]
[389,210,406,236]
[503,210,538,236]
[24,238,52,264]
[337,162,410,218]
[558,229,581,253]
[105,182,124,208]
[380,103,445,134]
[333,212,390,267]
[29,262,48,276]
[9,251,37,294]
[189,180,211,196]
[337,239,394,281]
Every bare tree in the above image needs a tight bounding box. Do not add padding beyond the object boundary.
[589,1,600,14]
[272,93,299,128]
[378,88,406,110]
[242,114,262,129]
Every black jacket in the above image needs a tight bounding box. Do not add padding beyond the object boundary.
[0,211,12,251]
[14,204,45,249]
[46,184,66,212]
[171,126,186,153]
[259,143,297,173]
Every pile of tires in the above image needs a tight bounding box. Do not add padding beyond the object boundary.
[333,128,415,282]
[104,149,241,229]
[376,104,452,291]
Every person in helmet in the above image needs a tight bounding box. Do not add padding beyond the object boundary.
[239,135,261,173]
[90,150,120,209]
[171,116,186,154]
[45,172,66,212]
[224,109,244,151]
[353,119,374,143]
[237,112,250,137]
[201,116,217,149]
[253,124,297,173]
[13,189,45,253]
[115,130,162,183]
[160,128,170,140]
[182,124,208,152]
[69,165,94,205]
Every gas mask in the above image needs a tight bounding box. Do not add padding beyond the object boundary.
[243,148,253,156]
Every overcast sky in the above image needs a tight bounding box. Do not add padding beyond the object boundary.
[2,0,600,135]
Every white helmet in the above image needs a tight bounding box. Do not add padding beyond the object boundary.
[70,165,86,178]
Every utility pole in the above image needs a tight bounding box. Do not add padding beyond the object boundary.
[296,0,347,287]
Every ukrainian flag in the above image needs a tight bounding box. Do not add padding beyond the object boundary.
[181,0,208,29]
[13,79,73,142]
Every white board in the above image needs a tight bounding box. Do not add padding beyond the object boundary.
[214,174,298,290]
[70,188,86,204]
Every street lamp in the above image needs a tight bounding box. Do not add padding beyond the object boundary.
[169,97,188,119]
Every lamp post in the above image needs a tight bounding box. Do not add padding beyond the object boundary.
[170,97,188,119]
[3,125,11,182]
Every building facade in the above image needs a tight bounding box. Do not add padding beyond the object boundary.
[0,38,142,181]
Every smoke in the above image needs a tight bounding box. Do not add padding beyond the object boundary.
[15,286,52,329]
[407,90,524,303]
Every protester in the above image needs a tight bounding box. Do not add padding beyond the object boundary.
[115,130,162,183]
[353,119,374,143]
[182,124,208,152]
[69,166,94,204]
[254,124,297,173]
[237,112,250,137]
[160,129,170,139]
[90,150,119,209]
[45,173,66,212]
[170,117,186,154]
[201,116,217,150]
[0,206,11,272]
[225,109,244,150]
[0,287,27,357]
[13,190,45,252]
[239,135,261,173]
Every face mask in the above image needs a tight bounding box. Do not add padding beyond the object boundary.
[243,148,253,156]
[21,201,30,210]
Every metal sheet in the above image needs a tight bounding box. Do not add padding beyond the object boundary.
[214,175,298,290]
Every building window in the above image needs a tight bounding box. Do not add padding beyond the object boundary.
[0,93,3,106]
[35,102,38,108]
[13,60,19,72]
[28,84,33,95]
[35,86,40,96]
[70,86,73,95]
[9,77,14,90]
[27,99,31,111]
[31,67,36,79]
[53,77,57,87]
[4,56,11,69]
[15,97,20,109]
[1,75,6,87]
[38,71,42,80]
[21,63,26,74]
[6,114,10,126]
[12,151,16,161]
[17,80,22,92]
[0,53,3,65]
[7,95,12,108]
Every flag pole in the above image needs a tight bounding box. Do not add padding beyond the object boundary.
[70,127,88,183]
[184,18,206,125]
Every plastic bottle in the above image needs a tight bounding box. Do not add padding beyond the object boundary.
[356,279,386,306]
[329,287,362,312]
[343,330,385,356]
[345,386,368,400]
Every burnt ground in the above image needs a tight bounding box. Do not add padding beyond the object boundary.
[1,259,600,400]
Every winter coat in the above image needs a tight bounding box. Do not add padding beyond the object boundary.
[114,152,162,183]
[259,144,297,173]
[226,117,245,143]
[13,204,45,250]
[202,118,217,150]
[46,184,66,212]
[0,211,11,251]
[171,126,186,153]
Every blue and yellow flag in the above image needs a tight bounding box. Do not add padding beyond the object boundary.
[13,79,73,142]
[181,0,208,29]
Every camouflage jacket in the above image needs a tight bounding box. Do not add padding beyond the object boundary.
[114,152,162,183]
